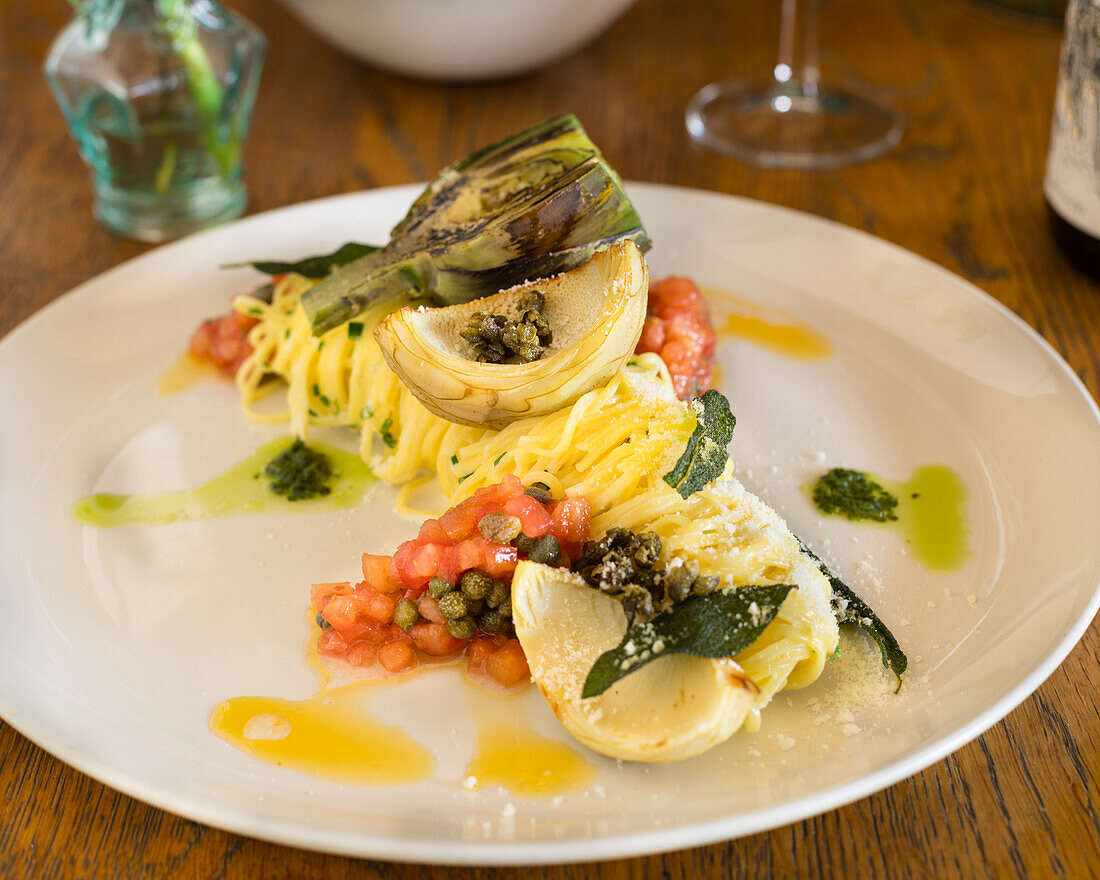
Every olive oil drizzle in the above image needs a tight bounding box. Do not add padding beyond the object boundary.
[210,680,434,786]
[157,351,218,395]
[463,684,596,797]
[73,436,373,527]
[703,287,833,361]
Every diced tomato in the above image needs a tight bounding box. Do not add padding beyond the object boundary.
[378,640,415,673]
[454,537,483,572]
[384,557,404,592]
[392,540,414,574]
[479,540,519,578]
[471,473,523,505]
[409,623,463,656]
[360,554,391,591]
[636,276,717,401]
[404,542,445,588]
[417,596,445,624]
[649,276,708,316]
[433,544,462,586]
[318,628,349,655]
[439,500,492,542]
[344,642,379,667]
[503,494,553,537]
[638,315,666,352]
[465,636,500,672]
[321,594,366,631]
[485,639,530,688]
[417,518,447,545]
[314,478,587,684]
[356,587,397,624]
[550,496,592,545]
[310,581,352,611]
[189,310,259,378]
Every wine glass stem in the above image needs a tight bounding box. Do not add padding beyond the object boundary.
[776,0,822,94]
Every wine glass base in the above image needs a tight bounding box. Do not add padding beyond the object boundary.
[686,78,904,169]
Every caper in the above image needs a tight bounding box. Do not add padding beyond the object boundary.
[315,611,331,630]
[478,608,507,633]
[634,531,662,568]
[446,616,476,640]
[438,591,468,620]
[519,290,545,312]
[513,533,536,555]
[497,597,512,619]
[466,597,485,616]
[486,579,509,608]
[394,598,421,631]
[478,512,522,544]
[458,569,492,600]
[529,534,561,565]
[694,575,720,596]
[665,564,694,603]
[523,484,552,504]
[427,576,452,600]
[461,297,551,365]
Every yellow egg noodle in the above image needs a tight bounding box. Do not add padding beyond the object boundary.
[234,274,838,729]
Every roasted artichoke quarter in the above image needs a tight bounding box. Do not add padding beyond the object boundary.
[300,114,651,336]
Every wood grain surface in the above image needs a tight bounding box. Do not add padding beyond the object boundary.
[1,0,1098,877]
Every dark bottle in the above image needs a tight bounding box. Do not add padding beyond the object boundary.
[1044,0,1100,281]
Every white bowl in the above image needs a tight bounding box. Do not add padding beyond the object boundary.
[276,0,639,81]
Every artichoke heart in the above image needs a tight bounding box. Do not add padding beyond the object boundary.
[300,114,650,336]
[373,239,648,428]
[511,561,759,764]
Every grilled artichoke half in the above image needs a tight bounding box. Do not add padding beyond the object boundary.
[301,114,650,336]
[511,561,759,763]
[373,239,648,428]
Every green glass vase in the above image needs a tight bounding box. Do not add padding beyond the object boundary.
[45,0,265,242]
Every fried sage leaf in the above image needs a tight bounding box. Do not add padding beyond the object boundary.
[798,540,907,690]
[582,584,792,698]
[663,389,736,499]
[232,242,380,279]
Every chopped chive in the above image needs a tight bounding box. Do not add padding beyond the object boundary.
[380,417,397,448]
[347,321,364,340]
[361,405,374,420]
[493,452,506,466]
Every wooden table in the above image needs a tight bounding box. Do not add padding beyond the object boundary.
[1,0,1097,876]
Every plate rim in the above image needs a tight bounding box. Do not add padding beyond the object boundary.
[2,182,1098,865]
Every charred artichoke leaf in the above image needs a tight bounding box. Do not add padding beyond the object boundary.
[301,115,650,336]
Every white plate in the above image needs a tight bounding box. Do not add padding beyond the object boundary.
[1,185,1098,865]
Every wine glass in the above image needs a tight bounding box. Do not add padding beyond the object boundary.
[685,0,904,168]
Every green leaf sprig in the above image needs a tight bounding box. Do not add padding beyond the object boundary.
[663,389,736,499]
[798,540,907,690]
[582,585,792,698]
[229,242,380,279]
